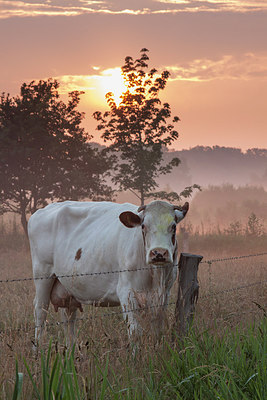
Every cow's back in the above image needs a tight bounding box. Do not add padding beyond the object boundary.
[28,201,139,273]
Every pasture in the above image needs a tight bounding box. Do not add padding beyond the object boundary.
[0,230,266,399]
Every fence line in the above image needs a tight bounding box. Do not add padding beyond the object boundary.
[0,252,266,285]
[0,280,266,337]
[0,301,178,337]
[201,280,267,297]
[0,264,173,284]
[1,298,266,338]
[200,252,267,264]
[0,251,266,337]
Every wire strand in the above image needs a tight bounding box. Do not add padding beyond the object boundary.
[0,252,266,284]
[1,280,266,336]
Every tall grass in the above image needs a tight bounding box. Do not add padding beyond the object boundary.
[186,232,267,257]
[0,229,266,399]
[8,320,267,399]
[0,216,27,251]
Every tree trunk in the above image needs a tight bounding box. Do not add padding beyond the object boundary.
[180,227,189,252]
[138,135,145,207]
[20,205,28,238]
[19,188,29,237]
[140,188,145,206]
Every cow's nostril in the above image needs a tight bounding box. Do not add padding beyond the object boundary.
[156,253,163,259]
[150,248,169,262]
[152,251,164,259]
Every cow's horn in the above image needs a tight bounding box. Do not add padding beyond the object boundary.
[138,205,146,213]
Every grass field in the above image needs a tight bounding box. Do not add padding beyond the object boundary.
[0,231,266,399]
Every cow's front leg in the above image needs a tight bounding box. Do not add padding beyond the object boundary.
[117,286,142,339]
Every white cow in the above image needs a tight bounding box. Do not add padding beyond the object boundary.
[28,200,189,346]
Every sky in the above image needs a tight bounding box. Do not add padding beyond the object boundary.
[0,0,267,150]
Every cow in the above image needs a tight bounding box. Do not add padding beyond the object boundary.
[28,200,189,347]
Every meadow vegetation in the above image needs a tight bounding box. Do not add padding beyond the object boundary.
[0,222,266,399]
[188,184,267,229]
[1,47,266,398]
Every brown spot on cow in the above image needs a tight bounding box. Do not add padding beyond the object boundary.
[75,248,82,261]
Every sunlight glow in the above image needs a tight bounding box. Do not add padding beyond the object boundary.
[100,67,127,106]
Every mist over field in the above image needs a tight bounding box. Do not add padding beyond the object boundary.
[160,146,267,190]
[117,145,267,232]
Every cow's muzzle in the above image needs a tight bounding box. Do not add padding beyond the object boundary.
[149,248,171,264]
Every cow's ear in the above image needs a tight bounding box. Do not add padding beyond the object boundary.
[119,211,142,228]
[174,202,189,223]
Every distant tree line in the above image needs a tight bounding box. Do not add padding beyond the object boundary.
[0,49,199,235]
[159,146,267,193]
[186,184,267,236]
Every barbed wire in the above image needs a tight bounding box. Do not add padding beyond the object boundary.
[0,264,175,284]
[0,301,177,336]
[201,280,267,298]
[0,280,266,337]
[200,252,267,264]
[0,252,266,284]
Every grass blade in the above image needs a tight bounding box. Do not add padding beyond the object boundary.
[12,360,23,400]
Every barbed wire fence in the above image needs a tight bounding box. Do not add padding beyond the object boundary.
[0,252,266,338]
[1,252,266,284]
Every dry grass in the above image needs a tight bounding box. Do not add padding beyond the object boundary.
[0,234,266,398]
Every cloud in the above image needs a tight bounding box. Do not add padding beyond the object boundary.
[0,1,103,19]
[55,74,100,93]
[156,1,267,13]
[166,53,267,81]
[47,53,267,101]
[0,0,267,19]
[0,1,152,19]
[52,67,126,107]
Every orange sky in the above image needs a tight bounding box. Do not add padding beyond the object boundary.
[0,0,266,150]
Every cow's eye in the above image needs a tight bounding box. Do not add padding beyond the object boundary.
[172,233,176,245]
[141,223,145,230]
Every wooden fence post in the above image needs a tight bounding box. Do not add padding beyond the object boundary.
[173,253,203,337]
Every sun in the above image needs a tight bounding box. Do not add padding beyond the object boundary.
[101,67,127,106]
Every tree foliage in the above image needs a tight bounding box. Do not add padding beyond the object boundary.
[245,213,264,237]
[0,79,112,235]
[94,49,199,205]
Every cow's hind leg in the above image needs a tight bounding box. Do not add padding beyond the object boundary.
[33,276,55,348]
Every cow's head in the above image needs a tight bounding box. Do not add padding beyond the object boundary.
[119,200,189,265]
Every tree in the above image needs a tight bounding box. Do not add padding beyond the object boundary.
[224,221,243,236]
[245,213,264,237]
[0,79,112,235]
[93,49,199,205]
